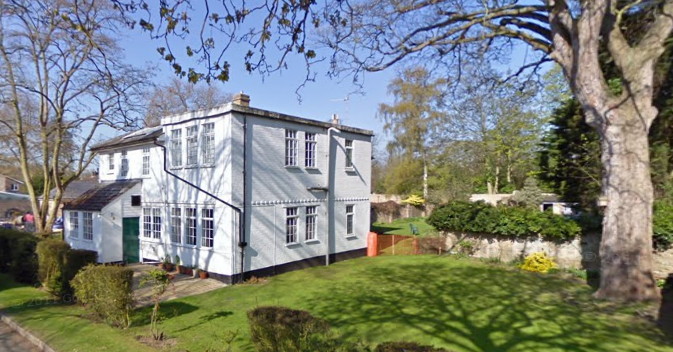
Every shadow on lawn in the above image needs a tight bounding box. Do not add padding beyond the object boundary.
[307,260,670,352]
[370,224,400,235]
[132,301,199,326]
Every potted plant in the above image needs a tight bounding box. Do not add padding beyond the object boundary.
[197,268,208,279]
[175,255,187,274]
[161,256,174,272]
[191,266,199,278]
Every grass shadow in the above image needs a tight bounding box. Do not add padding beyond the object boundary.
[132,301,199,326]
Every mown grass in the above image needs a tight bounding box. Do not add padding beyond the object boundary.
[371,217,435,236]
[2,256,672,352]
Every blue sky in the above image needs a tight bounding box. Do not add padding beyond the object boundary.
[118,24,395,142]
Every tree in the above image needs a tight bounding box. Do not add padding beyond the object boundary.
[378,67,445,199]
[144,78,232,126]
[123,1,673,301]
[0,0,147,233]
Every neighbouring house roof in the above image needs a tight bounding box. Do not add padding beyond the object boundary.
[91,126,163,152]
[48,179,100,201]
[63,180,139,211]
[0,174,24,185]
[0,191,30,201]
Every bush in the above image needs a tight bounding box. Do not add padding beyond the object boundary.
[654,200,673,250]
[247,306,331,352]
[36,239,71,297]
[71,264,134,328]
[375,341,449,352]
[427,201,580,241]
[0,228,39,284]
[520,252,557,273]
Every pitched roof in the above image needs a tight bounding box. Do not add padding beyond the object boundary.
[62,180,140,211]
[91,126,163,152]
[0,191,30,201]
[0,174,24,184]
[49,179,100,201]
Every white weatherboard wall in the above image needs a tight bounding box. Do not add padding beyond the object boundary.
[233,113,371,273]
[139,112,236,276]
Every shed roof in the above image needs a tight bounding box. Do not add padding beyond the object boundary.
[63,180,139,211]
[91,126,163,152]
[48,179,100,201]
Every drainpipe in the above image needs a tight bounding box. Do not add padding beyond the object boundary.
[240,115,248,281]
[326,127,341,266]
[153,138,245,283]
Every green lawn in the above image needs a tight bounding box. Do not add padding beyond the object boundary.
[2,256,672,351]
[371,217,435,236]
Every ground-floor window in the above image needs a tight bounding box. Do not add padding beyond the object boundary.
[152,208,162,239]
[143,207,162,239]
[83,212,93,240]
[201,208,214,248]
[185,207,197,245]
[305,206,317,241]
[170,207,182,244]
[69,211,79,238]
[286,207,298,244]
[346,205,354,236]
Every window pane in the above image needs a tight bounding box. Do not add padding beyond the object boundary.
[201,123,215,164]
[306,206,317,241]
[152,208,161,239]
[305,133,316,168]
[201,208,214,247]
[345,140,353,168]
[171,129,182,167]
[170,207,182,243]
[285,130,297,166]
[187,126,198,165]
[142,147,150,175]
[286,207,297,243]
[185,207,197,245]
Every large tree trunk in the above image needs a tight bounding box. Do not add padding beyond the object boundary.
[594,106,660,301]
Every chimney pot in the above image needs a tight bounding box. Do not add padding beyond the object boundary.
[233,92,250,107]
[331,113,340,125]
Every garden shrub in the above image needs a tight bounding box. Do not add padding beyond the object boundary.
[0,228,39,284]
[427,201,580,241]
[71,264,134,328]
[247,306,331,352]
[654,200,673,250]
[520,252,557,273]
[375,341,449,352]
[36,239,71,297]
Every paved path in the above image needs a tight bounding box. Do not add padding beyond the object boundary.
[0,320,39,352]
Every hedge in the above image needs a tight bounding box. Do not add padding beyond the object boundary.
[36,239,71,297]
[0,228,39,284]
[248,306,332,352]
[427,201,581,241]
[71,264,134,328]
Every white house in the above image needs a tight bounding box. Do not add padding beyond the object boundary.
[63,94,373,283]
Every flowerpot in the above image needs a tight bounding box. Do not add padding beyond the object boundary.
[163,263,175,272]
[178,265,188,275]
[198,271,208,279]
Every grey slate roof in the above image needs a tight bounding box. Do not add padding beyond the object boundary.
[48,179,99,201]
[0,191,29,200]
[62,180,139,211]
[91,126,163,152]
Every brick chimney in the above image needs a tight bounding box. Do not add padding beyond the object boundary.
[233,92,250,106]
[331,113,340,125]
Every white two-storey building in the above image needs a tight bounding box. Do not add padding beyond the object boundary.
[63,94,372,283]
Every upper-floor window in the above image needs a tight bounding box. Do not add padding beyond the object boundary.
[201,122,215,164]
[305,133,316,168]
[142,147,150,176]
[186,125,198,166]
[285,129,298,166]
[345,140,353,168]
[108,153,114,171]
[120,150,128,177]
[170,129,182,167]
[83,212,93,240]
[10,183,19,191]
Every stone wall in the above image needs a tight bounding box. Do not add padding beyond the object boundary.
[444,232,673,279]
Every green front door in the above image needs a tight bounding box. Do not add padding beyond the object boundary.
[122,217,140,263]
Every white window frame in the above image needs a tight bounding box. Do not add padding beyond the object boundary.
[286,207,298,244]
[201,122,215,165]
[305,206,317,241]
[83,212,93,240]
[285,129,298,167]
[69,212,79,238]
[186,125,199,166]
[10,183,18,191]
[152,208,162,239]
[120,150,129,177]
[346,204,354,236]
[170,207,182,244]
[170,129,183,167]
[108,153,115,172]
[142,207,153,238]
[142,147,150,176]
[201,208,214,248]
[185,207,197,246]
[345,139,354,169]
[305,133,316,168]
